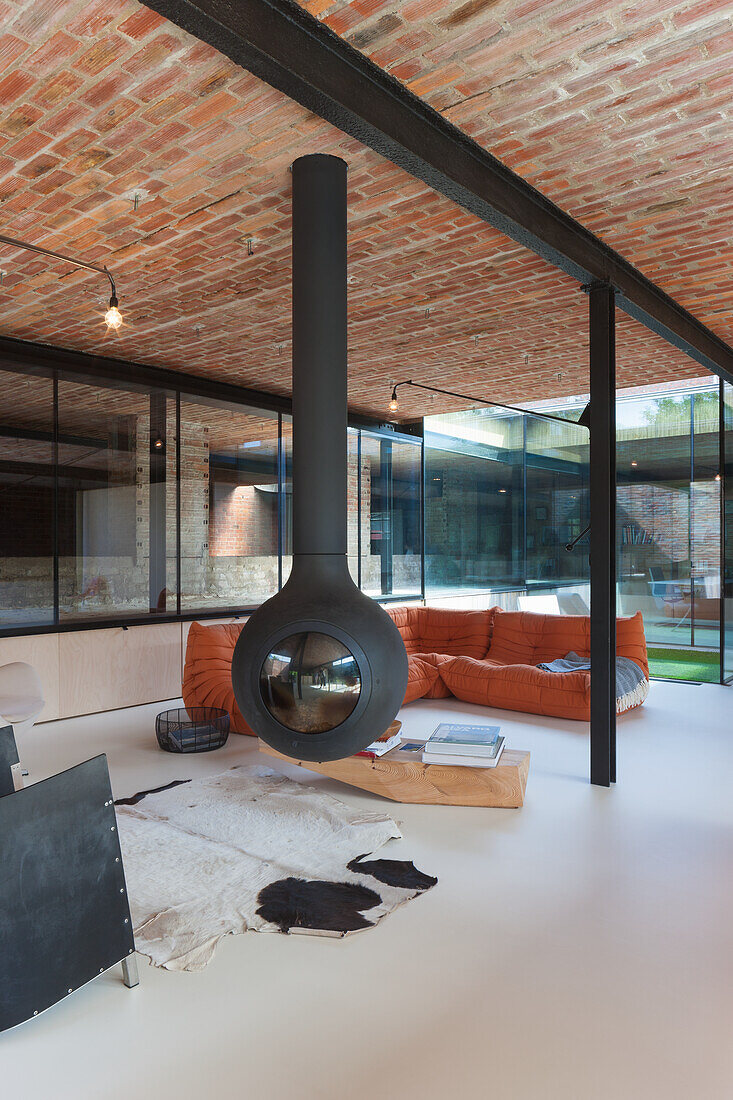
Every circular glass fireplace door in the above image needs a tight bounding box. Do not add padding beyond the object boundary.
[260,631,361,734]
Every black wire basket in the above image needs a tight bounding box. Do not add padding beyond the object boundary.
[155,707,230,753]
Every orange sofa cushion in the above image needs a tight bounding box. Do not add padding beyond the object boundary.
[440,608,648,720]
[488,608,648,678]
[411,651,454,699]
[387,606,493,659]
[441,657,592,720]
[182,621,254,736]
[403,655,441,703]
[386,606,423,655]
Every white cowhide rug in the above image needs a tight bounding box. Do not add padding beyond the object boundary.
[116,765,436,971]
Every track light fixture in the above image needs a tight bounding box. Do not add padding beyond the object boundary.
[0,233,123,330]
[388,379,590,430]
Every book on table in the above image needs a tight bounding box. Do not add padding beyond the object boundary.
[356,731,403,758]
[423,723,502,758]
[422,736,505,768]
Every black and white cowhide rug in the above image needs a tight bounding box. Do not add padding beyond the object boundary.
[116,765,436,971]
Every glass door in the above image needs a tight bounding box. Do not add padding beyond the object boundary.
[722,382,733,682]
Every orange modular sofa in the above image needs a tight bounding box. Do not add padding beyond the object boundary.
[182,607,648,735]
[388,606,648,720]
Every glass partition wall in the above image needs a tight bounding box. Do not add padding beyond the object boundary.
[616,383,721,682]
[360,431,421,599]
[424,406,588,603]
[1,353,731,684]
[723,382,733,683]
[0,367,55,630]
[424,407,525,593]
[56,380,178,622]
[0,359,419,634]
[423,381,724,682]
[179,398,280,612]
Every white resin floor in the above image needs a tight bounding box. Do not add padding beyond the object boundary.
[4,683,733,1100]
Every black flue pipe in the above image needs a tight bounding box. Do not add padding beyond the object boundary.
[292,154,348,555]
[231,153,407,762]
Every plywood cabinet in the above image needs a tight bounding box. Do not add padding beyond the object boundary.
[58,624,182,718]
[0,633,61,722]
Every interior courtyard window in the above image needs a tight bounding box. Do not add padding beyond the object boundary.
[616,381,720,682]
[179,398,280,612]
[57,379,176,622]
[723,382,733,684]
[525,410,589,606]
[424,407,524,594]
[0,366,55,630]
[360,430,421,599]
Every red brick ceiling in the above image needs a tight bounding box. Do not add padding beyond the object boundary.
[297,0,733,345]
[0,0,720,424]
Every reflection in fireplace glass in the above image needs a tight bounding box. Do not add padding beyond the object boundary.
[260,632,361,734]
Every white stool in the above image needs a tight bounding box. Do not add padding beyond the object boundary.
[0,663,44,789]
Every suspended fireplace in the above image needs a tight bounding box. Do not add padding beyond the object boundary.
[232,154,408,762]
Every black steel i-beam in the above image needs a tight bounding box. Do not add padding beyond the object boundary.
[588,283,616,787]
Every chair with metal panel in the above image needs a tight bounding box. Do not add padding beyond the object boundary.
[0,725,139,1033]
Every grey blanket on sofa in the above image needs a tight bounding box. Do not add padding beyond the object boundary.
[537,651,648,712]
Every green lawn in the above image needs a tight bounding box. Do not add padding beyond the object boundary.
[647,646,720,683]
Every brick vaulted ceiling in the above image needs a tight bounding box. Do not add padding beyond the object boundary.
[0,0,726,424]
[297,0,733,338]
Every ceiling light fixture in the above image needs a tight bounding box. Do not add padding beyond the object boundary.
[388,379,589,429]
[0,233,122,330]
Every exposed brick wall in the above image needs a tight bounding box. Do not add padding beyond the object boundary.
[210,484,278,557]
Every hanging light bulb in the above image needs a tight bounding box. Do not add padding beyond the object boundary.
[0,234,124,331]
[388,385,399,412]
[104,292,122,329]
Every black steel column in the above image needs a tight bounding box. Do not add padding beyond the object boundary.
[588,283,616,786]
[419,430,426,600]
[149,392,167,613]
[379,436,393,595]
[356,429,362,589]
[52,371,59,627]
[175,393,181,616]
[719,378,725,684]
[291,154,348,557]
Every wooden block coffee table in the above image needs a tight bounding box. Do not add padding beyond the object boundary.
[258,739,529,808]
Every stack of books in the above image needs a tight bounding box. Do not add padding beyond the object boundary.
[422,723,505,768]
[356,730,403,759]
